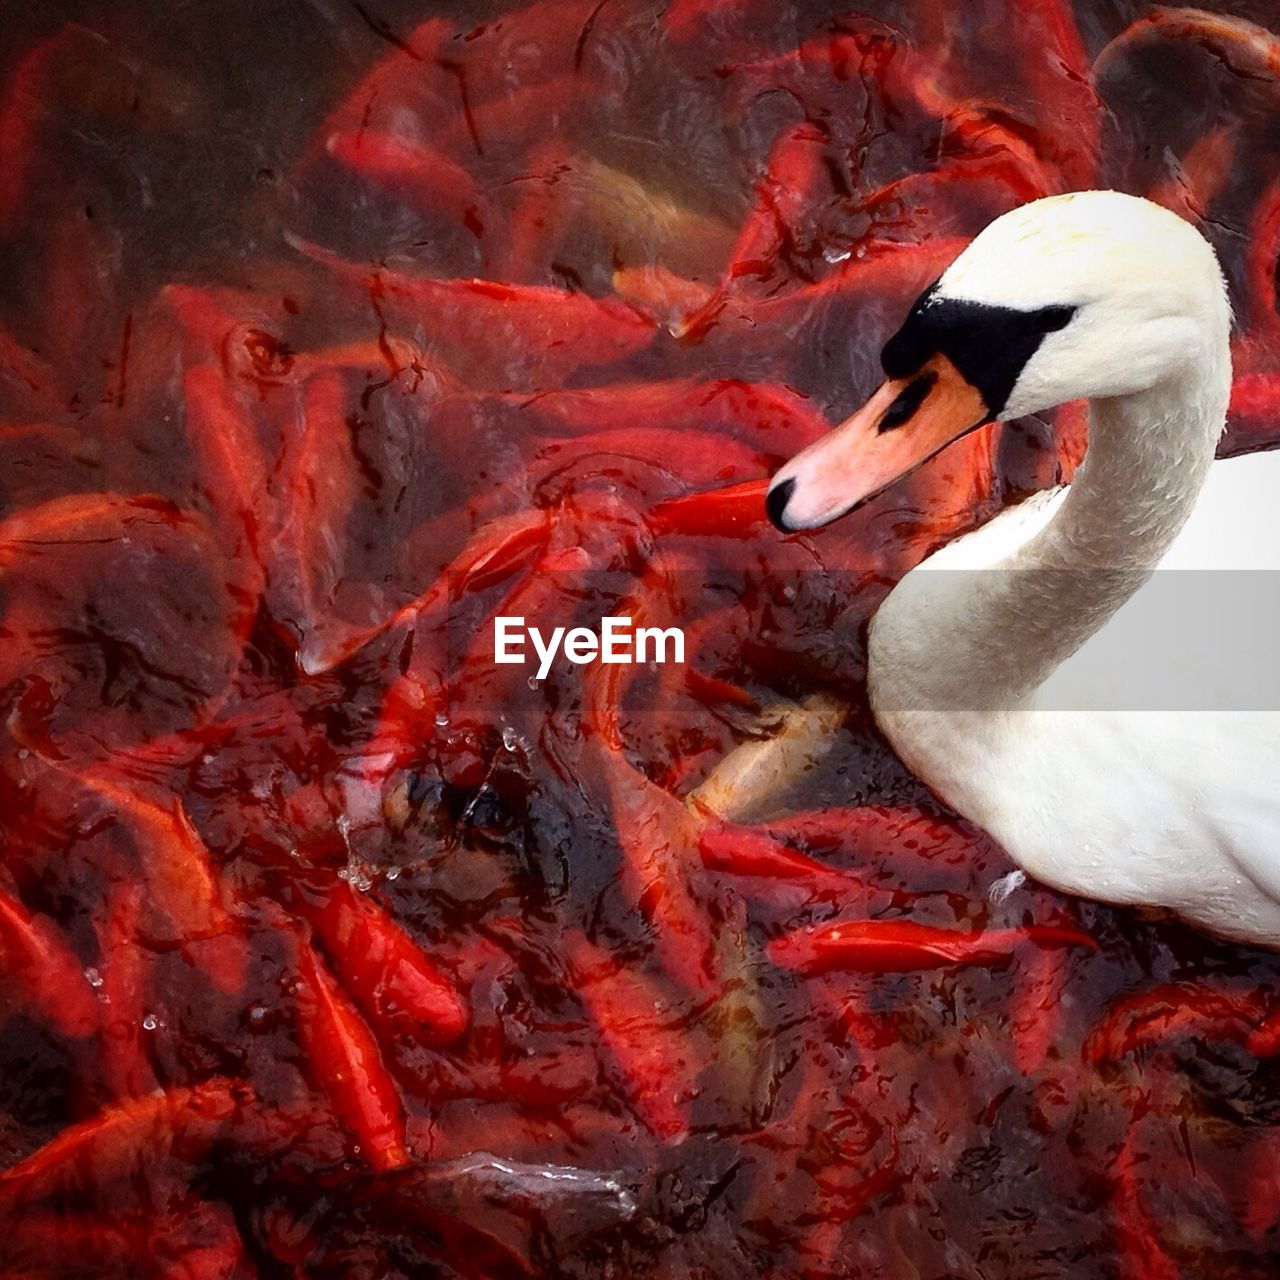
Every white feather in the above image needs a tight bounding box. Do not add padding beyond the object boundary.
[867,192,1280,947]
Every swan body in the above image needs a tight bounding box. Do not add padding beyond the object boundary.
[767,191,1280,948]
[872,450,1280,945]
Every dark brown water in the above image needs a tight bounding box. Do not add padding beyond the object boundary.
[3,1,1280,1276]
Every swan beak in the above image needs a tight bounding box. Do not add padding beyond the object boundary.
[765,354,989,531]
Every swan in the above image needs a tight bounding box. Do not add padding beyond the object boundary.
[765,190,1280,948]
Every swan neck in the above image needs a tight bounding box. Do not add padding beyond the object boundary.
[1040,375,1220,573]
[873,358,1229,716]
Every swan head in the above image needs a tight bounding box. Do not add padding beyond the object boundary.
[766,190,1231,531]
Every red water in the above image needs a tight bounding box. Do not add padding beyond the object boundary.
[3,1,1280,1276]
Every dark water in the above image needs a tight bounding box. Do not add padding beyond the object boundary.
[2,1,1280,1276]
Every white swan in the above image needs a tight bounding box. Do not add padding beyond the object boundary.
[766,190,1280,947]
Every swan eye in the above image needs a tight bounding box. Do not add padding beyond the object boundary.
[1036,304,1075,333]
[879,371,938,432]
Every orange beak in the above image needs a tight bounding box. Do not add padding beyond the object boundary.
[766,354,990,531]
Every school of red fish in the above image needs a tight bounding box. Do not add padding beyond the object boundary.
[3,2,1280,1275]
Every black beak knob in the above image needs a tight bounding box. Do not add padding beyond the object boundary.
[765,478,795,532]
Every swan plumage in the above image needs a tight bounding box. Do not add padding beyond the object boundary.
[767,190,1280,947]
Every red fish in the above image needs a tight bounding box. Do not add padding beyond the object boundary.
[299,880,468,1045]
[0,884,98,1039]
[78,774,246,993]
[1085,982,1268,1064]
[294,941,410,1171]
[326,129,492,233]
[767,917,1096,975]
[94,881,158,1098]
[565,931,708,1141]
[0,1079,245,1205]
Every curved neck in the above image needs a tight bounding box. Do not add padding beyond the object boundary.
[874,351,1231,714]
[1034,371,1222,571]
